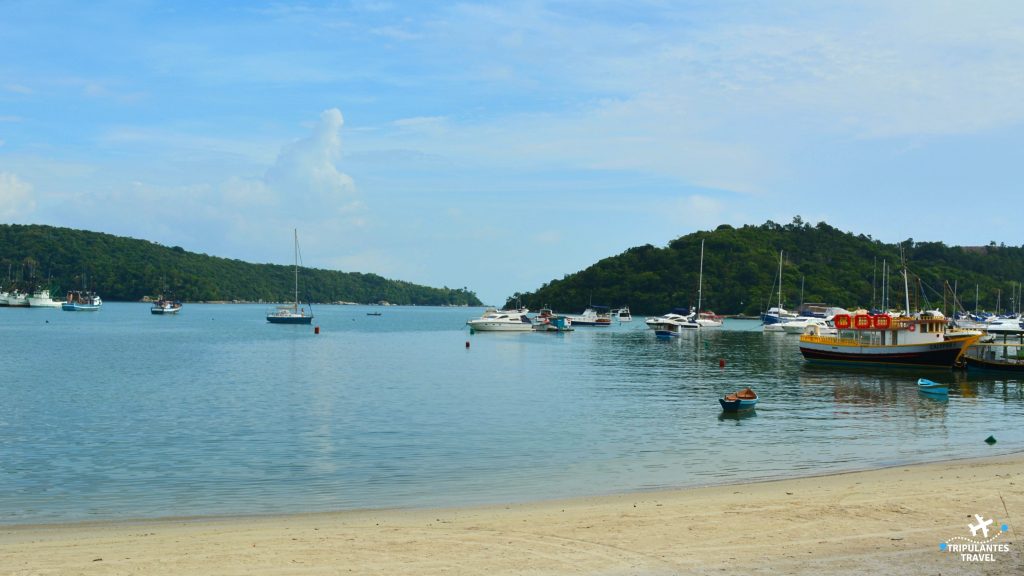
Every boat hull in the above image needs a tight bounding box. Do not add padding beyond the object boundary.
[62,303,101,311]
[799,340,968,368]
[467,322,533,332]
[965,356,1024,373]
[719,398,758,411]
[267,314,313,324]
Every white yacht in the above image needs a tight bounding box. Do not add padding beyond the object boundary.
[615,307,633,322]
[780,316,834,335]
[467,308,534,332]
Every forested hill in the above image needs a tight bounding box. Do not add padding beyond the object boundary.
[0,224,482,306]
[505,219,1024,316]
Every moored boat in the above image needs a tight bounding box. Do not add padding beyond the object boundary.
[799,311,979,368]
[719,387,758,411]
[568,305,612,326]
[467,308,534,332]
[27,288,63,308]
[150,298,183,315]
[266,229,314,325]
[62,290,102,311]
[917,378,948,395]
[615,306,633,322]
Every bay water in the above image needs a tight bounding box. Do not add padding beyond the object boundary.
[2,304,1022,524]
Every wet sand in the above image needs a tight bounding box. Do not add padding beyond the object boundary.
[3,453,1023,575]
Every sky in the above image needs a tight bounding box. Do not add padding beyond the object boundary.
[2,1,1023,305]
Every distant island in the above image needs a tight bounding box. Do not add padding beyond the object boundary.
[506,217,1024,316]
[0,224,482,306]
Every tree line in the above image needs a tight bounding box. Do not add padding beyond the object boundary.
[505,217,1024,316]
[0,224,482,306]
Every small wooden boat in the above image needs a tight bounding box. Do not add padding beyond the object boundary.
[917,378,948,395]
[719,387,758,411]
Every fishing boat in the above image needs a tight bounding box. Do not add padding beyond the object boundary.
[266,229,314,325]
[62,290,102,311]
[719,387,758,411]
[27,288,62,308]
[917,378,948,395]
[466,308,534,332]
[150,298,183,315]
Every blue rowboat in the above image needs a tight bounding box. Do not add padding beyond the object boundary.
[917,378,948,395]
[719,387,758,411]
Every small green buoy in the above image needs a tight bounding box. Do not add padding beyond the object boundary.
[985,435,997,445]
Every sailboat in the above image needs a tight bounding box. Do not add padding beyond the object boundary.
[266,229,314,324]
[653,238,722,335]
[762,250,796,331]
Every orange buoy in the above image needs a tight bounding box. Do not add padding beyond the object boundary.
[719,358,725,368]
[314,325,320,334]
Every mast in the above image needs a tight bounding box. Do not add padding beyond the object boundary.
[293,228,299,312]
[696,238,704,315]
[901,248,910,315]
[777,250,784,311]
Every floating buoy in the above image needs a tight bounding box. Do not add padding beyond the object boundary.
[465,341,470,349]
[719,358,725,368]
[985,435,997,445]
[314,325,320,334]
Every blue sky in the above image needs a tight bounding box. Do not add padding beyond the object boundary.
[2,1,1023,304]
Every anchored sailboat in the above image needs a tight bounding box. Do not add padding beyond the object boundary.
[266,229,314,325]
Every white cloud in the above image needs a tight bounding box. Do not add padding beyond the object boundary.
[264,108,357,213]
[0,172,37,220]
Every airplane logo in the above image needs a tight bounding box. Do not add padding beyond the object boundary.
[968,514,994,538]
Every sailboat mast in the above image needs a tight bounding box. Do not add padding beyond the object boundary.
[293,228,299,311]
[697,239,704,313]
[777,250,784,311]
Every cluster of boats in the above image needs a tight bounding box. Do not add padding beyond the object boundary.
[466,305,632,332]
[0,287,65,308]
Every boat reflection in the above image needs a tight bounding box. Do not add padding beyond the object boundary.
[718,409,758,423]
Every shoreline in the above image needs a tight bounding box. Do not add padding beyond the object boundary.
[4,453,1023,575]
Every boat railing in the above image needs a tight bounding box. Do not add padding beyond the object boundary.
[800,334,862,346]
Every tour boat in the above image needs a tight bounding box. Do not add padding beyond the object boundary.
[799,310,979,368]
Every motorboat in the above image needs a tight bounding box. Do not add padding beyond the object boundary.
[780,316,832,335]
[567,306,612,326]
[615,307,633,322]
[467,308,534,332]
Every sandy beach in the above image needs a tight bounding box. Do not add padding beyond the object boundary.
[3,453,1022,575]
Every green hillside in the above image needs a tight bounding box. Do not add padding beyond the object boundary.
[506,218,1024,316]
[0,224,482,306]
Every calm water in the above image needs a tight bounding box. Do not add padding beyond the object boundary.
[2,304,1022,524]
